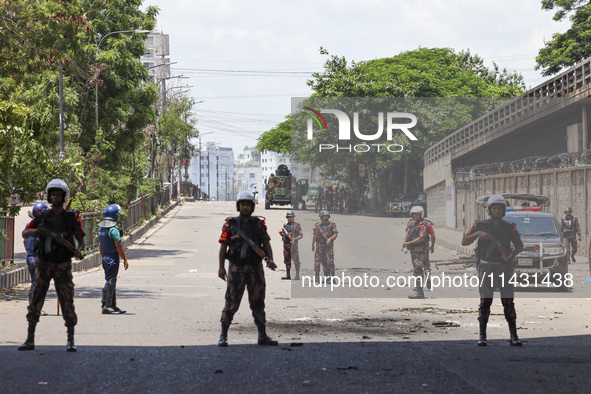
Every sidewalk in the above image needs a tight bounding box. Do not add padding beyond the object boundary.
[433,226,474,258]
[0,201,179,291]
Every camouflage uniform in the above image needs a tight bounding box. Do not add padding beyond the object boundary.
[27,209,85,328]
[405,219,431,283]
[219,216,270,328]
[315,187,324,212]
[313,221,338,275]
[282,221,302,271]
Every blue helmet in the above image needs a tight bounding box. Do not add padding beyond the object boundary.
[103,204,122,221]
[32,202,49,217]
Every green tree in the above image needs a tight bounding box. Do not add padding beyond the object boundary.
[0,0,89,211]
[157,94,199,187]
[286,48,525,211]
[536,0,591,76]
[72,0,158,204]
[256,115,292,154]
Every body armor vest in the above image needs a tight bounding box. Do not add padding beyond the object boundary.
[227,216,264,265]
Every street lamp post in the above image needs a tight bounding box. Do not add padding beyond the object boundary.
[95,29,150,132]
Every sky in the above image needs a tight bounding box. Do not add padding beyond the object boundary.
[141,0,568,152]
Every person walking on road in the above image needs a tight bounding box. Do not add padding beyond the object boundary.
[462,194,524,347]
[98,204,129,314]
[312,210,338,282]
[403,206,433,299]
[561,207,581,263]
[19,179,85,352]
[279,211,303,280]
[218,190,278,347]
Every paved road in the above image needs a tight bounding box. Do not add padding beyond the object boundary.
[1,202,591,393]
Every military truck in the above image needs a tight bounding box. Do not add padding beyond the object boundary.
[265,164,309,210]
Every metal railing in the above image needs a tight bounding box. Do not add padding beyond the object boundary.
[0,213,15,264]
[79,212,101,251]
[0,182,186,263]
[425,57,591,166]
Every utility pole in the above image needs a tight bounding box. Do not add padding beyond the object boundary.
[58,63,65,160]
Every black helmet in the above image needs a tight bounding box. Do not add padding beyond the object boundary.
[319,210,330,219]
[286,211,295,218]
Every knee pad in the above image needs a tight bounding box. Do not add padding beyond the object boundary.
[107,276,117,289]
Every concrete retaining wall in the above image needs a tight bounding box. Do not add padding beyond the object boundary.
[463,166,591,255]
[0,201,178,291]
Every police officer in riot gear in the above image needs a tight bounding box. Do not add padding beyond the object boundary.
[561,207,581,263]
[98,204,129,314]
[23,202,49,311]
[218,190,278,347]
[462,194,524,346]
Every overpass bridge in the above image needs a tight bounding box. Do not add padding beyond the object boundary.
[423,58,591,247]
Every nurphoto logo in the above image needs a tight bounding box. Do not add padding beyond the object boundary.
[304,107,418,153]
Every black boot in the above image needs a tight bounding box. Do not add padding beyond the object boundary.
[315,273,320,283]
[408,287,425,299]
[18,324,36,351]
[101,288,106,309]
[102,281,118,314]
[111,291,126,314]
[508,321,522,346]
[477,322,487,346]
[218,324,229,347]
[66,327,77,352]
[257,325,278,346]
[294,268,300,281]
[281,269,291,280]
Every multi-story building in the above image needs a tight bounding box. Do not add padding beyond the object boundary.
[235,148,263,200]
[189,142,235,201]
[140,30,171,81]
[260,151,314,184]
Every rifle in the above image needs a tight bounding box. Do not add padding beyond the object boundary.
[38,224,84,260]
[402,220,415,253]
[484,233,511,262]
[236,229,268,263]
[316,230,329,246]
[281,231,292,244]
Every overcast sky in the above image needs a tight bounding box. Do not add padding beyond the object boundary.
[142,0,568,151]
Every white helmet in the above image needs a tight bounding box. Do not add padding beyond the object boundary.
[46,179,69,204]
[236,190,256,212]
[487,194,506,216]
[410,206,424,216]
